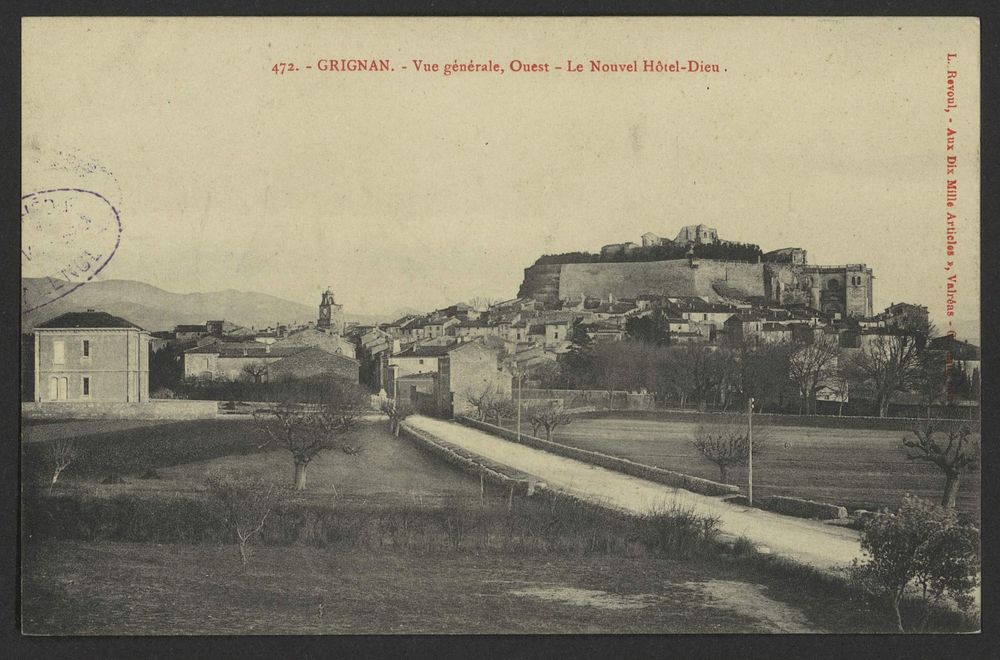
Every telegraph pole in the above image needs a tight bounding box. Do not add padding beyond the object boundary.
[747,396,754,506]
[515,366,523,441]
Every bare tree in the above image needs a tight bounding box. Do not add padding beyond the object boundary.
[788,335,841,415]
[380,398,416,436]
[850,325,933,417]
[691,415,769,484]
[241,361,269,384]
[528,403,573,441]
[903,420,979,508]
[466,385,497,421]
[206,469,282,571]
[488,395,517,426]
[467,296,499,312]
[45,439,79,494]
[915,350,949,416]
[253,382,366,491]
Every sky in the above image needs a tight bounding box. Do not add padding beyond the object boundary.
[22,17,980,337]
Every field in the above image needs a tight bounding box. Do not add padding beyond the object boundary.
[20,416,978,634]
[21,418,485,504]
[545,416,981,515]
[22,539,882,634]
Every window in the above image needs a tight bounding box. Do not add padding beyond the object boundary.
[82,376,90,397]
[554,332,559,339]
[418,359,425,365]
[82,339,91,357]
[53,341,65,364]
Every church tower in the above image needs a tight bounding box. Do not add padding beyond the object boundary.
[317,287,344,335]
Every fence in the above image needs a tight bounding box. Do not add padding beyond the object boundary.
[22,400,220,420]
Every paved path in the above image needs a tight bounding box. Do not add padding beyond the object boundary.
[407,415,864,573]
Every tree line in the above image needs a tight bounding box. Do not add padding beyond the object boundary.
[548,317,976,418]
[534,240,764,265]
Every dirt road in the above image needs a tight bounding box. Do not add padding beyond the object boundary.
[407,415,864,573]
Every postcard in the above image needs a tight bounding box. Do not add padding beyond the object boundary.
[21,16,980,635]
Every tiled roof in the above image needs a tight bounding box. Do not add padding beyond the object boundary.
[37,311,145,330]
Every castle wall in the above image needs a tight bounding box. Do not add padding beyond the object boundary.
[551,259,766,302]
[521,258,872,314]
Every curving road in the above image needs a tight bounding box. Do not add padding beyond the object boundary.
[406,415,864,573]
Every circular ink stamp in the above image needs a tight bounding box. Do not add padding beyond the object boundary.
[21,188,123,314]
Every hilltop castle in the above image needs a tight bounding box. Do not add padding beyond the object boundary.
[519,229,873,319]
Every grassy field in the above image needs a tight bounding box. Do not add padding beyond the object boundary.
[24,418,485,504]
[22,539,887,634]
[543,417,981,514]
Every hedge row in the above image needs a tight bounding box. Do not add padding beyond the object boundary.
[22,489,720,560]
[457,416,738,497]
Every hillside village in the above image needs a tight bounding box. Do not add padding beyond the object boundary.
[29,224,976,422]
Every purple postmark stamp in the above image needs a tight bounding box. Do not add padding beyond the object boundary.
[21,187,122,314]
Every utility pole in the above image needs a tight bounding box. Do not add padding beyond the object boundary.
[748,396,754,506]
[515,365,523,441]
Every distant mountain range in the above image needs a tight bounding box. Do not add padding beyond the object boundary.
[21,278,394,332]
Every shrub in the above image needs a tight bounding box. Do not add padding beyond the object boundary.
[848,494,980,632]
[732,535,757,558]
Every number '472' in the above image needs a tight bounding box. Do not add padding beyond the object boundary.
[272,63,298,75]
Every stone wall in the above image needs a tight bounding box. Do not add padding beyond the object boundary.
[521,259,769,305]
[22,400,220,420]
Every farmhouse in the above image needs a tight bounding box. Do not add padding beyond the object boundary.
[33,310,150,403]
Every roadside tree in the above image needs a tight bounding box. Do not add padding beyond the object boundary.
[691,415,768,484]
[466,385,497,421]
[902,420,979,508]
[528,403,573,441]
[848,495,980,632]
[381,398,416,436]
[487,395,517,426]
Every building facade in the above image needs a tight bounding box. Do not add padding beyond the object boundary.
[34,311,150,403]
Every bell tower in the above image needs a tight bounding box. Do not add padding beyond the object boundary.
[317,287,344,335]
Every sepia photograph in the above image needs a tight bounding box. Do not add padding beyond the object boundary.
[19,16,981,636]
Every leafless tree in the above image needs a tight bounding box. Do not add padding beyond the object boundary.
[488,395,517,426]
[253,382,366,492]
[672,345,728,411]
[691,415,769,484]
[241,361,269,384]
[528,403,573,441]
[380,398,416,436]
[466,385,497,421]
[788,335,841,415]
[903,420,979,508]
[849,333,926,417]
[45,439,79,494]
[915,350,949,416]
[206,469,282,571]
[467,296,499,311]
